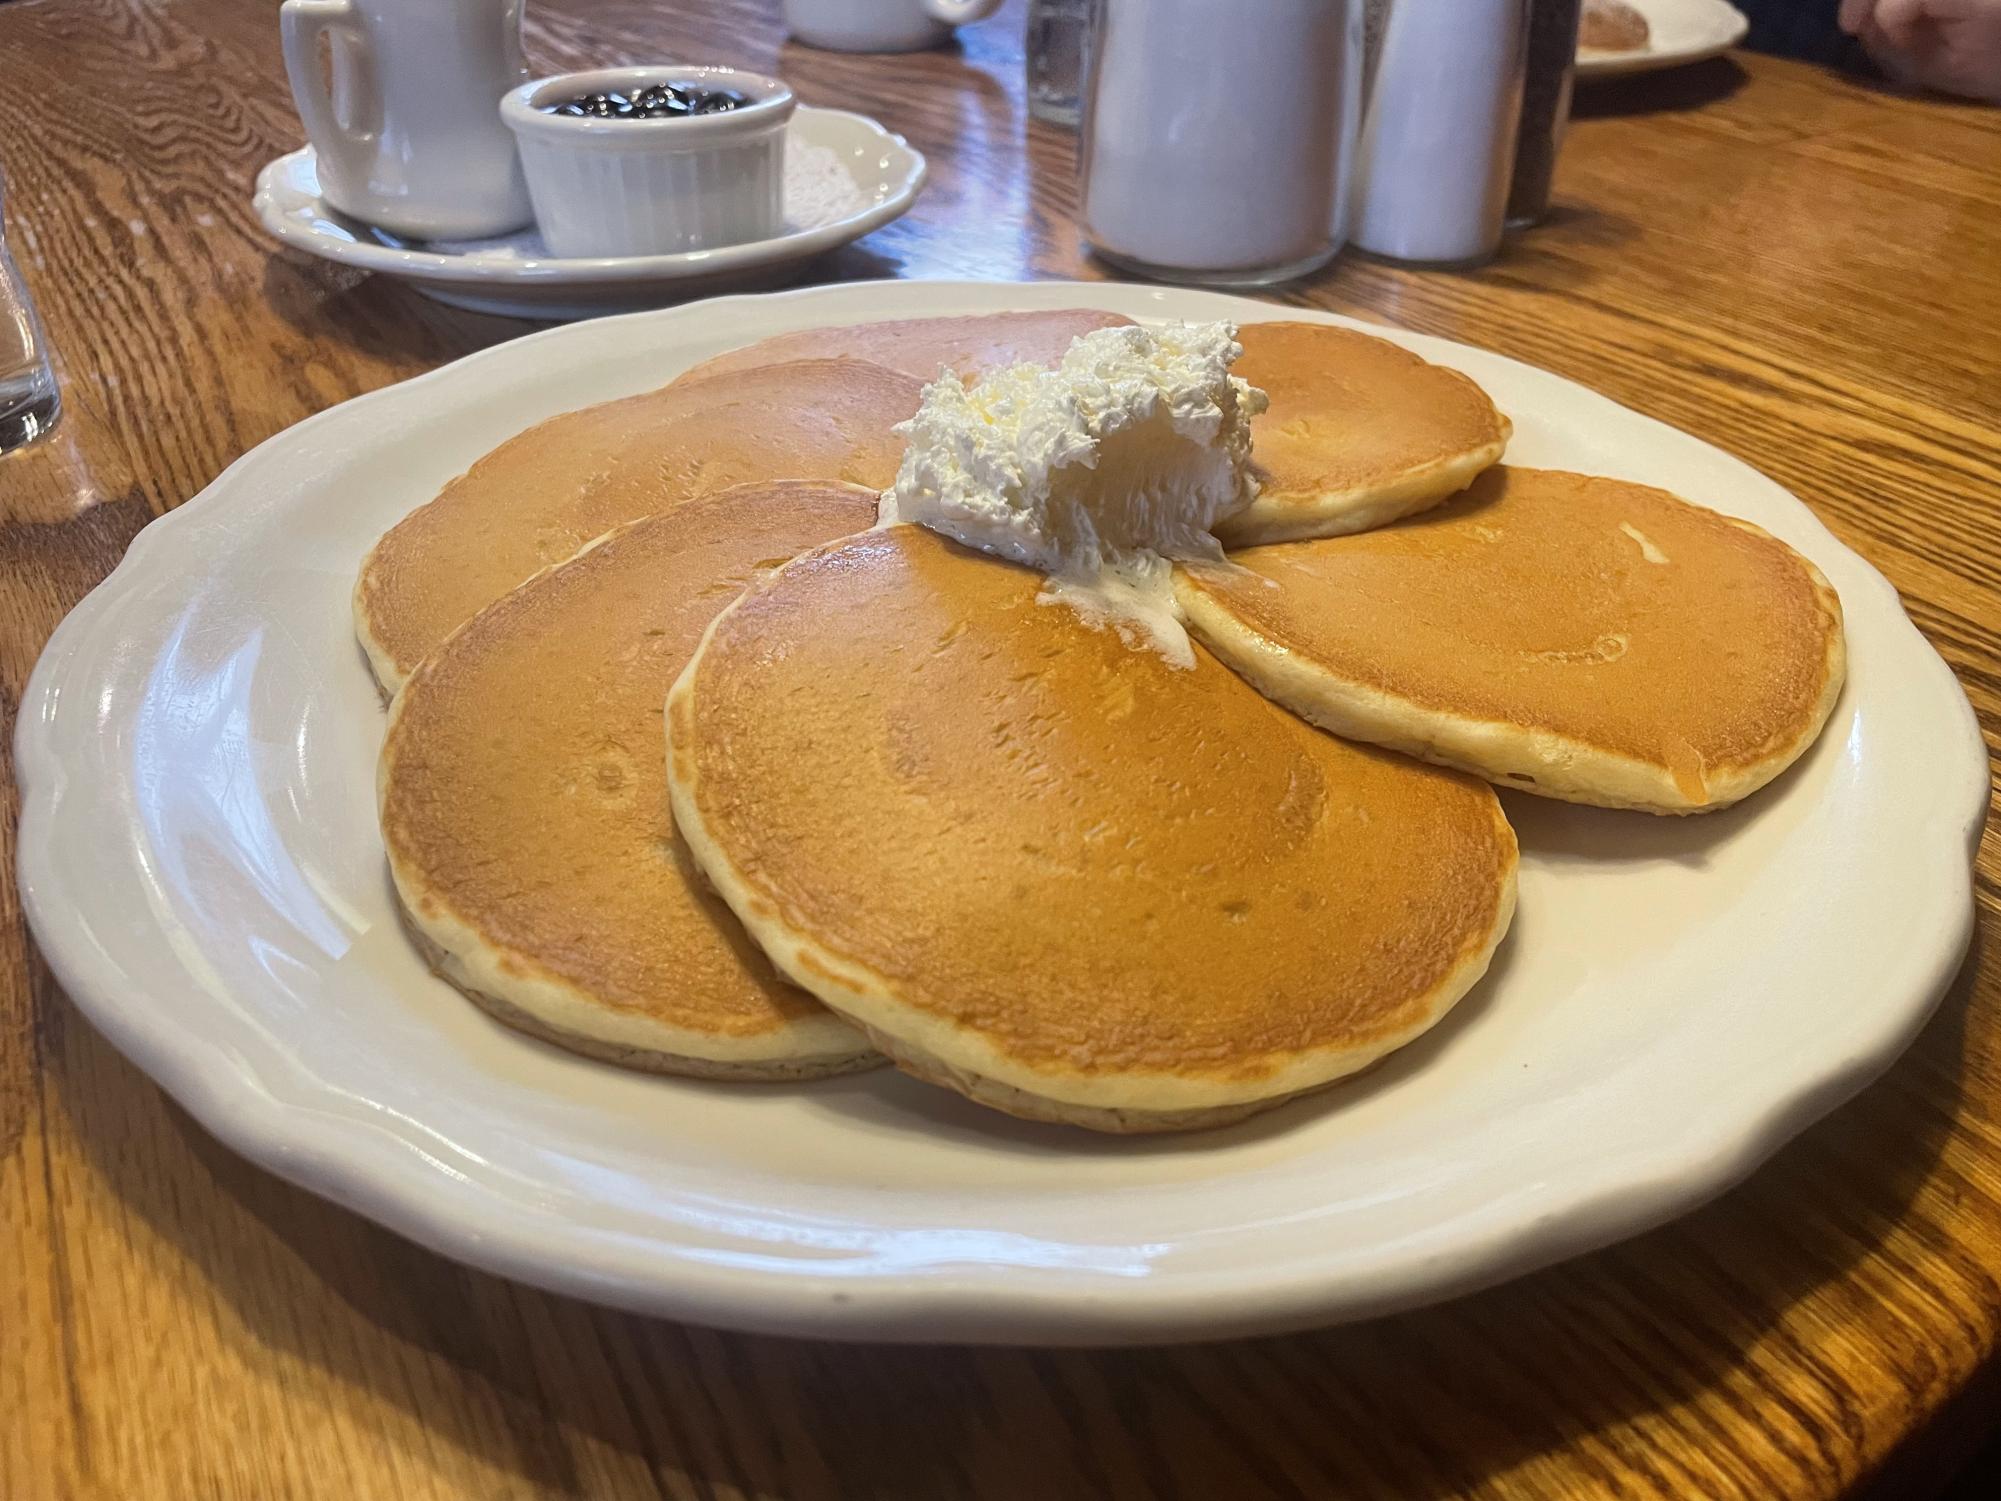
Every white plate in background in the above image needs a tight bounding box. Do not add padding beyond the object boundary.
[1579,0,1750,78]
[15,280,1984,1345]
[251,107,925,319]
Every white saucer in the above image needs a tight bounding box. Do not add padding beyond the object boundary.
[16,281,1985,1345]
[1578,0,1749,78]
[251,107,926,319]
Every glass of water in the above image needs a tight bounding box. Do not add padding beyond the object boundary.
[0,162,60,454]
[1026,0,1095,126]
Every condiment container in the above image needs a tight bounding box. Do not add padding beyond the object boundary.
[1078,0,1363,285]
[1508,0,1582,226]
[1352,0,1529,266]
[500,66,794,258]
[279,0,533,239]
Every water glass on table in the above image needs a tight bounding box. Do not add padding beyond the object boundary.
[0,163,59,455]
[1026,0,1094,125]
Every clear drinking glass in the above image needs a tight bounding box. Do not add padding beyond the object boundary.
[0,164,60,454]
[1026,0,1094,126]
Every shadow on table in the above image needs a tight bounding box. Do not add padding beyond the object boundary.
[49,925,1981,1499]
[259,244,913,367]
[260,256,537,368]
[1573,56,1749,120]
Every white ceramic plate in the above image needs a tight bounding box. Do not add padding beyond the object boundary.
[16,282,1984,1346]
[1578,0,1750,78]
[251,107,925,319]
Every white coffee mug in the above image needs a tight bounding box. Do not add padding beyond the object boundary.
[783,0,1006,53]
[280,0,533,238]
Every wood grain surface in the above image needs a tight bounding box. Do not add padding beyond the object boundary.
[4,1,1999,1497]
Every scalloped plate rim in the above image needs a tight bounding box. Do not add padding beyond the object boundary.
[14,279,1986,1345]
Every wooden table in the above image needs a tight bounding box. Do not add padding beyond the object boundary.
[3,1,1998,1496]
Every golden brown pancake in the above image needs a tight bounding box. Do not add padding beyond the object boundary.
[1178,467,1846,814]
[679,309,1136,386]
[1217,321,1511,546]
[380,480,882,1079]
[355,357,923,693]
[666,525,1517,1132]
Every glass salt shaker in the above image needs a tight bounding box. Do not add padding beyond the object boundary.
[1352,0,1529,267]
[1078,0,1363,285]
[0,161,60,454]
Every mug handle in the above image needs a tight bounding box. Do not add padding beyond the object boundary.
[279,0,377,191]
[922,0,1006,26]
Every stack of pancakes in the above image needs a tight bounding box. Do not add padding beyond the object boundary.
[363,311,1845,1133]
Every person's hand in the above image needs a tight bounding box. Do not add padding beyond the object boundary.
[1839,0,2001,102]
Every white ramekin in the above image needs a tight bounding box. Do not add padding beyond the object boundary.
[500,66,795,259]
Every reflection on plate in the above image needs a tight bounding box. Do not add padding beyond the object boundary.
[15,281,1983,1344]
[250,107,926,319]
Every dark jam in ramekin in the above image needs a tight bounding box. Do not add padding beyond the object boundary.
[542,83,753,120]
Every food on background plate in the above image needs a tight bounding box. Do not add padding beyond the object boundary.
[1178,467,1846,813]
[354,357,923,692]
[1580,0,1652,53]
[665,524,1518,1132]
[380,481,883,1079]
[1217,321,1512,546]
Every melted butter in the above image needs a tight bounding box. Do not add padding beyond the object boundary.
[883,321,1267,666]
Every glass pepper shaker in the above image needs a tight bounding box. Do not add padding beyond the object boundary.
[1508,0,1583,227]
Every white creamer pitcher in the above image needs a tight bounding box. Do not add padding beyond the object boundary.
[280,0,533,238]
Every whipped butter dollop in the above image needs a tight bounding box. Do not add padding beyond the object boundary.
[880,320,1267,666]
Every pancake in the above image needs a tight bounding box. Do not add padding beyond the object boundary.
[666,525,1517,1132]
[379,480,882,1079]
[679,309,1136,386]
[1217,321,1511,546]
[355,357,923,693]
[1178,467,1847,814]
